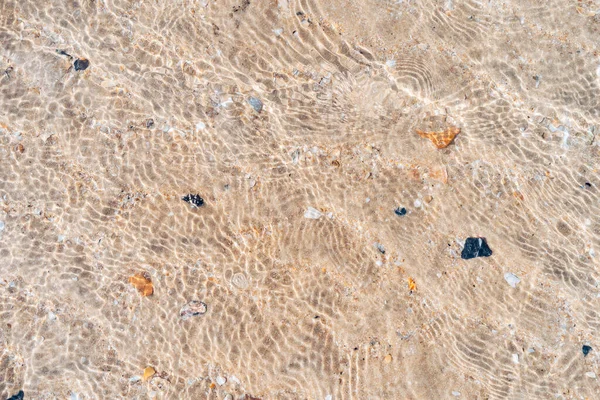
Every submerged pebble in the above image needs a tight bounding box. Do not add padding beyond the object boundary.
[182,194,204,207]
[7,391,24,400]
[304,207,323,219]
[180,300,207,320]
[583,345,592,356]
[504,272,520,288]
[394,207,407,216]
[73,58,90,71]
[247,96,263,113]
[461,237,493,259]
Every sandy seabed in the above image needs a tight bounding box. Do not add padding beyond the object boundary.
[1,0,600,399]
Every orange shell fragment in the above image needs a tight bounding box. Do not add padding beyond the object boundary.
[143,366,156,381]
[129,273,154,296]
[416,127,461,149]
[408,277,416,291]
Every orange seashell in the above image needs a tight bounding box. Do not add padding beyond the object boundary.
[408,277,416,291]
[143,366,156,381]
[416,127,461,149]
[129,273,154,296]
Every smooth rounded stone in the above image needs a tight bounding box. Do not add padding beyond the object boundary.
[460,237,492,260]
[73,58,90,71]
[216,376,227,385]
[182,194,205,207]
[504,272,521,288]
[180,301,207,320]
[247,96,263,112]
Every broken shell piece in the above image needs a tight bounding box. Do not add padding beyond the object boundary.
[304,207,323,219]
[180,300,208,320]
[129,273,154,296]
[416,126,461,149]
[408,277,416,291]
[143,366,156,381]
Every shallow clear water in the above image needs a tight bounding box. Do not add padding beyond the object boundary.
[1,0,600,398]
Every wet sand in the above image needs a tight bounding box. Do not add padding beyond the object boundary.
[1,0,600,398]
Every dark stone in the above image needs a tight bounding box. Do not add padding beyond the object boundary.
[247,96,263,113]
[7,391,24,400]
[182,194,204,207]
[585,182,592,188]
[146,119,154,129]
[73,58,90,71]
[461,237,492,260]
[394,207,407,216]
[583,345,592,356]
[56,49,72,58]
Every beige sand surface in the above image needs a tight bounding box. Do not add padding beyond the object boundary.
[1,0,600,398]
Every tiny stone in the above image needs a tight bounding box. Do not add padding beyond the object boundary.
[383,354,392,363]
[586,372,596,378]
[180,301,207,320]
[182,194,205,207]
[146,119,154,128]
[247,96,263,113]
[414,199,422,207]
[224,395,233,400]
[304,207,323,219]
[583,345,592,356]
[424,195,433,203]
[394,207,407,216]
[452,392,461,397]
[461,237,493,260]
[504,272,521,288]
[73,58,90,71]
[375,243,385,254]
[216,376,227,385]
[512,353,519,364]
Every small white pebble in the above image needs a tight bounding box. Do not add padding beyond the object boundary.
[527,348,535,353]
[504,273,521,288]
[129,376,141,383]
[414,199,422,207]
[273,28,283,36]
[304,207,323,219]
[48,311,57,321]
[196,122,206,131]
[586,372,596,378]
[452,391,461,397]
[0,221,5,232]
[223,395,233,400]
[512,354,519,364]
[365,198,370,203]
[325,396,333,400]
[216,376,227,386]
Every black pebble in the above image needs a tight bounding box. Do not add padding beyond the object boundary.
[182,194,204,207]
[461,237,493,260]
[585,182,592,188]
[583,345,592,356]
[7,391,24,400]
[146,119,154,129]
[73,58,90,71]
[394,207,407,216]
